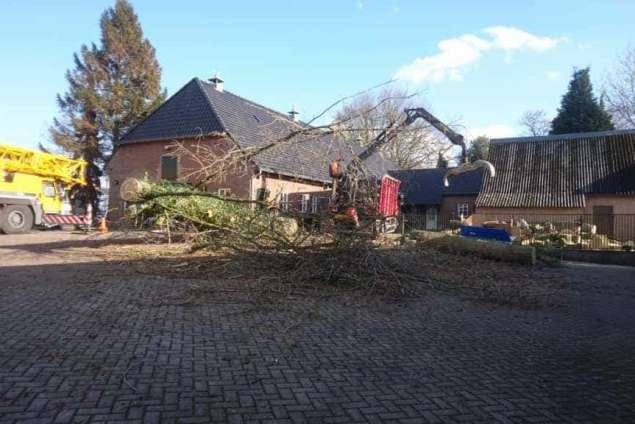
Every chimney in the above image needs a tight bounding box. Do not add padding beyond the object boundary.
[288,105,299,121]
[208,72,224,92]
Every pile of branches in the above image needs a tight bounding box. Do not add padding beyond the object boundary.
[125,181,559,306]
[125,180,416,295]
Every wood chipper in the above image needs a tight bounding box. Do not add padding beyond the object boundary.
[0,143,89,234]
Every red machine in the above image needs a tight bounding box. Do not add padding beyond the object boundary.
[377,175,400,218]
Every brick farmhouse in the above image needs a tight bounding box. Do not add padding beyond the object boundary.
[107,76,395,219]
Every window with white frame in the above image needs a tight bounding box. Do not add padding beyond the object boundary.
[311,196,319,213]
[217,188,231,197]
[457,202,470,217]
[280,192,289,212]
[300,194,310,213]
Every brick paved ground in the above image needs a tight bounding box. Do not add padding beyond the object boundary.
[1,233,634,423]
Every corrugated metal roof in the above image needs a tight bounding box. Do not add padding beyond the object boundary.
[118,78,397,183]
[476,130,635,208]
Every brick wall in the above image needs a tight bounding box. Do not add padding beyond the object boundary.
[258,173,327,203]
[107,136,252,221]
[472,207,583,225]
[440,195,478,219]
[474,195,635,220]
[585,195,635,214]
[107,137,329,221]
[474,196,635,241]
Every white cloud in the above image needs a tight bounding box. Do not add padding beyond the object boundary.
[466,124,517,140]
[395,34,491,84]
[545,70,561,81]
[483,26,564,51]
[395,26,564,84]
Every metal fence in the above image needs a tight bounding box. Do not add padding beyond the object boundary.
[403,212,455,232]
[402,212,635,251]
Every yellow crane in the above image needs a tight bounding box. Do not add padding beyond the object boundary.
[0,143,88,234]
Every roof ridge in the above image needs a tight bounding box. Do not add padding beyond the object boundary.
[198,78,307,128]
[391,167,480,173]
[194,78,229,135]
[492,129,635,144]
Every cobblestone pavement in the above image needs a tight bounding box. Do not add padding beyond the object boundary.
[1,233,635,423]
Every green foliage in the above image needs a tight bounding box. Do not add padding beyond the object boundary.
[50,0,165,207]
[133,180,244,229]
[551,68,614,135]
[467,136,490,161]
[130,180,307,252]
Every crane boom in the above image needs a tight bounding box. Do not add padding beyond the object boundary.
[404,108,466,162]
[352,107,467,166]
[0,144,86,185]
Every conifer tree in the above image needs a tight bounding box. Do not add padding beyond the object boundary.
[50,0,165,209]
[467,136,490,162]
[551,68,614,134]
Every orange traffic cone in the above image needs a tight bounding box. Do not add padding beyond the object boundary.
[97,218,109,233]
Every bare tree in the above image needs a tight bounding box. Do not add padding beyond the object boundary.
[335,87,447,169]
[604,46,635,129]
[519,110,550,136]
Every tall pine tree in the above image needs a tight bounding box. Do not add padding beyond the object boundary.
[550,68,614,134]
[50,0,165,209]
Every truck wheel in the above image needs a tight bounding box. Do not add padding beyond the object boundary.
[0,205,34,234]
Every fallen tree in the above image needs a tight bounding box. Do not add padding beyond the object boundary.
[124,179,321,252]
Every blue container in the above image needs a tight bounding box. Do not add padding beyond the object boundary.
[459,225,512,243]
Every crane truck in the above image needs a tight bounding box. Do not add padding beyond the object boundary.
[0,143,88,234]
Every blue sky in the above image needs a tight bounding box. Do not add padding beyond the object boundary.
[1,0,633,150]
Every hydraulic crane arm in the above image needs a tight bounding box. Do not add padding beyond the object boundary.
[329,104,495,222]
[353,107,467,165]
[404,108,466,162]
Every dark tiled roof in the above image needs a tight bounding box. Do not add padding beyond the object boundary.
[119,79,225,143]
[476,130,635,208]
[389,168,483,205]
[119,78,396,183]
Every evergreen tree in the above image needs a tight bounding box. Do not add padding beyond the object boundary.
[550,68,614,134]
[467,136,490,162]
[436,152,448,168]
[50,0,165,209]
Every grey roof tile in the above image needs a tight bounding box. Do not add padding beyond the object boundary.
[119,79,224,143]
[118,78,397,183]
